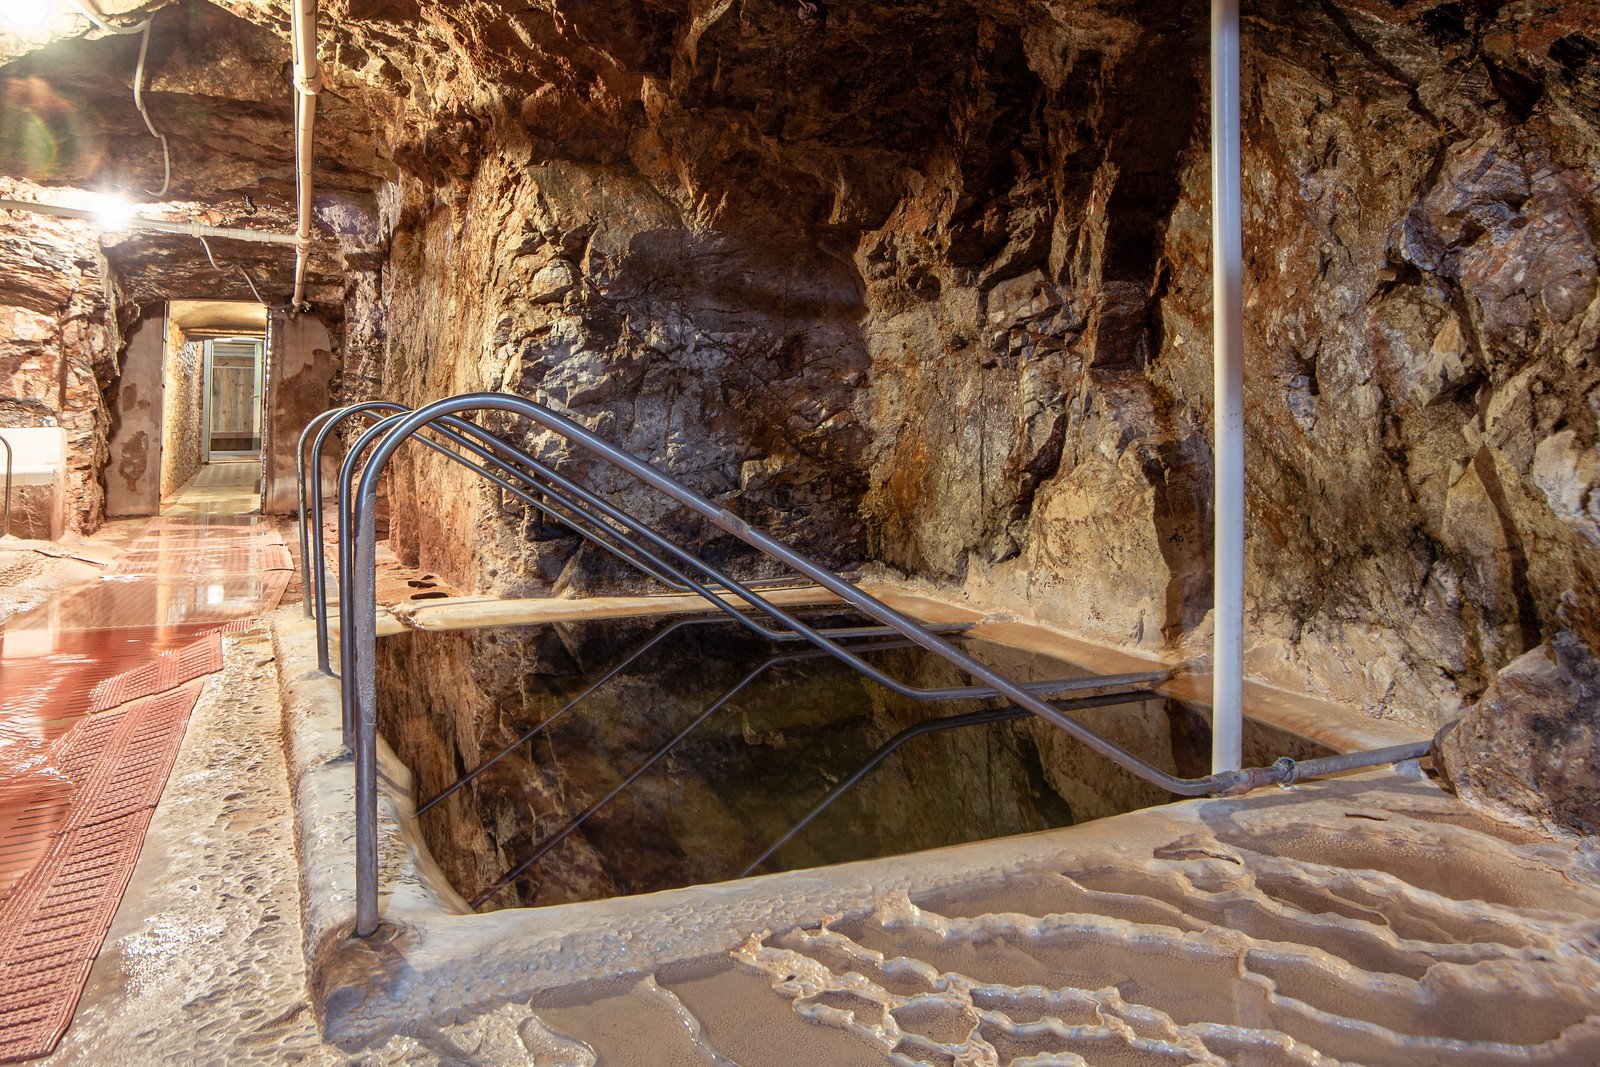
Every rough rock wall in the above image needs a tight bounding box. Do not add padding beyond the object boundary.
[285,0,1599,829]
[351,0,1597,737]
[367,148,873,595]
[852,0,1600,740]
[0,188,131,534]
[161,337,204,500]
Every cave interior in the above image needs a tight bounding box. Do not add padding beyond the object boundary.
[0,0,1598,1058]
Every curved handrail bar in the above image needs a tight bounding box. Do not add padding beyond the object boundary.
[389,413,822,602]
[302,401,813,615]
[347,397,1203,771]
[415,610,977,817]
[334,411,827,707]
[0,432,12,538]
[739,688,1161,877]
[311,402,711,600]
[469,637,921,909]
[341,392,1429,937]
[338,410,1165,716]
[297,405,360,617]
[305,403,416,657]
[314,406,722,675]
[304,404,826,668]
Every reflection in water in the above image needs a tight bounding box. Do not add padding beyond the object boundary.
[378,616,1333,910]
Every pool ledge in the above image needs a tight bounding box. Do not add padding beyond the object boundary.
[385,584,1427,755]
[270,602,1459,1048]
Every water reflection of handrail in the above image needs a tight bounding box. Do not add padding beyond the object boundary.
[0,432,11,538]
[331,392,1430,937]
[739,689,1163,878]
[414,610,976,817]
[470,638,920,908]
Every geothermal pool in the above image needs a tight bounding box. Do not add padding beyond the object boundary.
[375,610,1331,910]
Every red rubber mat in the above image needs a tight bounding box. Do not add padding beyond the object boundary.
[0,681,204,1062]
[39,576,288,630]
[260,543,294,571]
[86,635,223,713]
[0,627,219,752]
[108,540,293,577]
[201,617,267,638]
[0,773,73,905]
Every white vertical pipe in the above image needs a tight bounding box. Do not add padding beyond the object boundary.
[1211,0,1245,774]
[290,0,321,308]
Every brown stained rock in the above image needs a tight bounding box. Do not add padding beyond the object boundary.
[1436,631,1600,837]
[2,0,1599,825]
[313,0,1600,756]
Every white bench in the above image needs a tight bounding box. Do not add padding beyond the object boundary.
[1,426,66,539]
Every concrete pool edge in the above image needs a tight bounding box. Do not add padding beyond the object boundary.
[384,584,1430,755]
[270,594,1433,1044]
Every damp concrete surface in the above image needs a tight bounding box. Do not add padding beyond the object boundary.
[9,513,1600,1065]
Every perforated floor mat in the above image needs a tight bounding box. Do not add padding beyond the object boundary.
[0,774,73,906]
[0,494,294,1059]
[0,681,205,1061]
[87,635,224,713]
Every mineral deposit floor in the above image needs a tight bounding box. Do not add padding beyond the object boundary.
[5,472,1599,1064]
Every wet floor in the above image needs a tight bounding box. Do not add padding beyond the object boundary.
[0,460,290,902]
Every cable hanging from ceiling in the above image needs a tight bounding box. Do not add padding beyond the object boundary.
[58,0,281,304]
[63,0,170,197]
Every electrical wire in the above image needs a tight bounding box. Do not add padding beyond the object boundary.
[133,19,171,196]
[64,1,170,196]
[63,1,281,307]
[237,266,265,305]
[196,235,270,306]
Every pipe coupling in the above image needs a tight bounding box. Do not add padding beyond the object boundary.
[1271,756,1300,787]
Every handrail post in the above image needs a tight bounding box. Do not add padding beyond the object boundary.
[1210,0,1246,774]
[351,464,382,937]
[311,401,410,673]
[297,407,349,618]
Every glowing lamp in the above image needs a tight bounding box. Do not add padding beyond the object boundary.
[0,0,53,28]
[90,191,134,231]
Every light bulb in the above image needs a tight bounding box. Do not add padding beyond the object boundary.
[91,191,134,231]
[0,0,53,28]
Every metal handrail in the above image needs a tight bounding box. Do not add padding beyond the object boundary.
[0,432,11,538]
[298,402,822,673]
[335,392,1431,937]
[415,609,976,817]
[301,402,694,663]
[336,410,1166,734]
[337,412,1171,758]
[307,404,705,674]
[305,403,713,617]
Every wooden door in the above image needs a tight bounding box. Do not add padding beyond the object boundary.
[207,341,260,453]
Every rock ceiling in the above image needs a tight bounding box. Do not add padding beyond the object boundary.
[2,0,1594,310]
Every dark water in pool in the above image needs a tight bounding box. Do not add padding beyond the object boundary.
[375,610,1332,910]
